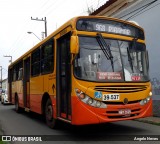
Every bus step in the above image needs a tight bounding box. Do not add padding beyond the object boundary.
[25,108,30,112]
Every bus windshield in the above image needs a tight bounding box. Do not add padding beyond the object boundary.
[74,36,149,82]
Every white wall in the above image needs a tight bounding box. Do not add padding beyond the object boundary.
[2,79,8,90]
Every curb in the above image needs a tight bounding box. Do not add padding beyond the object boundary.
[135,117,160,126]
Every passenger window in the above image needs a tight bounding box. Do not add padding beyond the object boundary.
[31,48,40,76]
[12,61,23,81]
[41,40,54,74]
[18,68,23,80]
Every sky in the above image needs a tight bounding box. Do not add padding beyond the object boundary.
[0,0,107,79]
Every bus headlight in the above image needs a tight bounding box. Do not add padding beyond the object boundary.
[96,101,101,107]
[140,96,151,106]
[75,88,107,108]
[87,98,93,105]
[149,91,152,96]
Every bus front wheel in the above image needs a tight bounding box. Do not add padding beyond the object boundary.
[45,99,57,129]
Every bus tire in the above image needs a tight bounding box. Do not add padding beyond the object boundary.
[45,98,57,129]
[15,96,22,113]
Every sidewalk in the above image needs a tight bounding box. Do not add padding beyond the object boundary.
[135,117,160,125]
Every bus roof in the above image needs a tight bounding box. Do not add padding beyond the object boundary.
[9,15,144,68]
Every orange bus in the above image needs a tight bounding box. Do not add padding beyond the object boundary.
[8,16,152,128]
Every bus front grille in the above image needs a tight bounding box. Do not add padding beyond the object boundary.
[94,85,147,93]
[103,100,141,105]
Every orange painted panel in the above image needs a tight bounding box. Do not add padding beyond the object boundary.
[71,96,153,125]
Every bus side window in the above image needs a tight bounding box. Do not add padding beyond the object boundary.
[13,68,17,81]
[18,68,23,80]
[41,39,54,74]
[31,48,40,76]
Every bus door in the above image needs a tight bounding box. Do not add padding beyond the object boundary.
[23,57,30,108]
[56,32,71,121]
[8,68,13,103]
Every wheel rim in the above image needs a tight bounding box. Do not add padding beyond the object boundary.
[46,105,53,121]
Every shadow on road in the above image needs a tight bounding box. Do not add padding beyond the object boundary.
[0,104,152,141]
[7,107,148,141]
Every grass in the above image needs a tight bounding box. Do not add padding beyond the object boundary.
[0,141,8,144]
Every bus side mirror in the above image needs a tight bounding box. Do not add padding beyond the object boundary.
[70,36,79,54]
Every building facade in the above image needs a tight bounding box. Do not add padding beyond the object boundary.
[90,0,160,116]
[2,78,8,90]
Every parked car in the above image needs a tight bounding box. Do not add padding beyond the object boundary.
[1,89,9,104]
[0,88,2,101]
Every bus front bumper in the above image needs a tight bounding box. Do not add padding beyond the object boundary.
[71,96,152,125]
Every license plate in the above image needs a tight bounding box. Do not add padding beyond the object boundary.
[102,94,120,101]
[119,109,131,115]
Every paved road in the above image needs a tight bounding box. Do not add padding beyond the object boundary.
[0,103,160,144]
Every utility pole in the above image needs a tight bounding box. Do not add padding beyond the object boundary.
[4,55,12,63]
[31,17,47,37]
[41,32,45,40]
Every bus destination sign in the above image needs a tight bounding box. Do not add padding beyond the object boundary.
[76,18,144,39]
[95,23,131,35]
[108,25,131,35]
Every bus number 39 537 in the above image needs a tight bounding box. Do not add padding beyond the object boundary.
[103,94,120,101]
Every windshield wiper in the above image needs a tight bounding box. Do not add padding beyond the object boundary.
[127,47,134,73]
[96,33,114,72]
[127,37,138,72]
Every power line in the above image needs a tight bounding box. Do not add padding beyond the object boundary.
[8,0,61,55]
[127,2,160,20]
[7,0,105,59]
[41,0,65,19]
[119,0,158,20]
[3,0,105,58]
[8,0,49,54]
[126,0,158,20]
